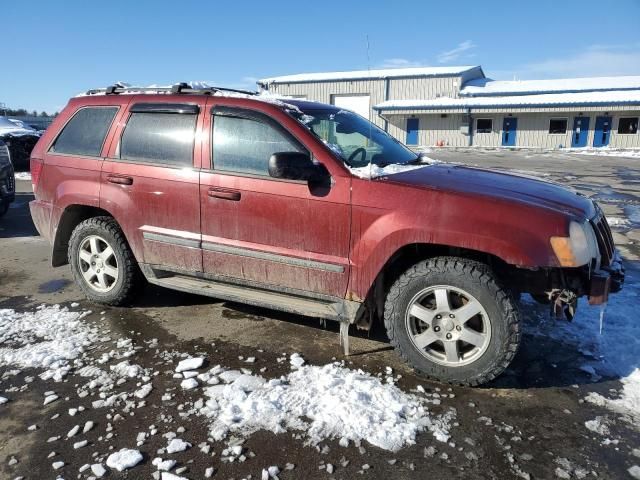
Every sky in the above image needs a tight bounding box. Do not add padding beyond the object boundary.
[3,0,640,114]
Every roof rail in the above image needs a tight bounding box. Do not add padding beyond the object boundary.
[85,83,258,97]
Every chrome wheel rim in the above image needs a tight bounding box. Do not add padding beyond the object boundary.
[78,235,119,293]
[405,285,491,367]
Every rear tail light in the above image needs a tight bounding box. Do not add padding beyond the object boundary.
[30,157,44,193]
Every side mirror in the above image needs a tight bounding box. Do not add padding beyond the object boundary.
[268,152,328,182]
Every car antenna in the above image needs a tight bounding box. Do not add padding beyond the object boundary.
[366,34,373,181]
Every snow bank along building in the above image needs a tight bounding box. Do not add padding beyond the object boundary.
[257,66,640,150]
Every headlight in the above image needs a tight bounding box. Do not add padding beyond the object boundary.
[550,221,598,267]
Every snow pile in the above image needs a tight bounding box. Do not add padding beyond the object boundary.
[13,172,32,181]
[0,305,96,380]
[198,361,454,451]
[525,270,640,424]
[348,162,428,179]
[565,147,640,159]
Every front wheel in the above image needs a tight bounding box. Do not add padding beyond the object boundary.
[384,257,521,386]
[68,216,143,306]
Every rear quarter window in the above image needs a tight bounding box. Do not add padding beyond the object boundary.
[51,107,118,156]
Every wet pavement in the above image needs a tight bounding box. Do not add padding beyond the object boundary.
[1,150,639,479]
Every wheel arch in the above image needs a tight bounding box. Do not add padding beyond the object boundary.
[354,242,518,330]
[51,204,115,267]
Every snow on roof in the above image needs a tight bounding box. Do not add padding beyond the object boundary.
[461,76,640,97]
[374,89,640,111]
[258,66,481,85]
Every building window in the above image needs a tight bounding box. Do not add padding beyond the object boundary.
[120,112,197,167]
[549,118,568,134]
[50,107,118,157]
[476,118,492,133]
[618,117,639,134]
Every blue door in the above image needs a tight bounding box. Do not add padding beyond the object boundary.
[406,118,419,145]
[593,116,612,147]
[571,116,590,147]
[502,117,517,146]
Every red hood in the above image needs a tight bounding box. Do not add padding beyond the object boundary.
[384,163,595,219]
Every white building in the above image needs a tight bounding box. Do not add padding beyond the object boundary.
[258,67,640,150]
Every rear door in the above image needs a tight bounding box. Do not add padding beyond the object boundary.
[101,99,205,273]
[199,100,351,298]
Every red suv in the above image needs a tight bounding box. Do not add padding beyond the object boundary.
[29,84,624,386]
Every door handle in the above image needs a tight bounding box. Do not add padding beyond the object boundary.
[106,175,134,186]
[208,187,241,201]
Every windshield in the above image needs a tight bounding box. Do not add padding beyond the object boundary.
[294,108,418,168]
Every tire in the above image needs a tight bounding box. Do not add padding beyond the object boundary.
[68,216,143,306]
[384,256,521,386]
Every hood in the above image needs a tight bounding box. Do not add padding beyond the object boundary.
[385,163,595,219]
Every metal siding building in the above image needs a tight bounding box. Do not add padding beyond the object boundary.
[258,67,640,150]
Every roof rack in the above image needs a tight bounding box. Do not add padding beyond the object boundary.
[85,82,258,97]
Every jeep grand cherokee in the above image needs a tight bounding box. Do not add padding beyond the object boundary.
[29,84,624,385]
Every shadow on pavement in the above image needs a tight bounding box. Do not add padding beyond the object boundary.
[0,192,37,238]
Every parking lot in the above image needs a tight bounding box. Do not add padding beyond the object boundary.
[1,149,639,479]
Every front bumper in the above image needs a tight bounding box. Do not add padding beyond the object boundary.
[588,250,625,305]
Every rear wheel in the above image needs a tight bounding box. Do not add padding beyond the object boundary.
[384,256,521,386]
[69,216,143,305]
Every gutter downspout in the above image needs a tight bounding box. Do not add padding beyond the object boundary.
[383,78,390,132]
[467,107,473,147]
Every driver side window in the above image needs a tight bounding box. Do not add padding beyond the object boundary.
[212,112,304,177]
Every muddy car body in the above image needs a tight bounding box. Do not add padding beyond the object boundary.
[29,85,624,385]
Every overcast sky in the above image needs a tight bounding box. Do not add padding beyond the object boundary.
[3,0,640,113]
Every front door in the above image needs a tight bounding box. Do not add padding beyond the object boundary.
[593,116,612,147]
[101,101,205,273]
[199,101,351,298]
[406,118,419,145]
[502,117,517,146]
[571,116,590,148]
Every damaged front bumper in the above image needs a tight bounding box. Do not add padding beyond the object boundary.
[588,250,625,305]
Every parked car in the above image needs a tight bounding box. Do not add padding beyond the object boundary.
[0,139,15,217]
[0,116,41,170]
[29,84,624,386]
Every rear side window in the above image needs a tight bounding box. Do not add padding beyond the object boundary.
[120,112,197,166]
[213,113,303,176]
[51,107,118,156]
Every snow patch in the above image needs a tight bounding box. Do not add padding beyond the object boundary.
[348,162,429,179]
[198,362,454,451]
[0,305,96,381]
[106,448,143,471]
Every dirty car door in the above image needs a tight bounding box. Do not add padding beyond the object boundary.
[199,100,351,298]
[101,100,204,273]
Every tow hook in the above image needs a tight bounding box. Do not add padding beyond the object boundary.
[549,289,578,321]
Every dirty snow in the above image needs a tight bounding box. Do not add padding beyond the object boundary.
[0,305,95,381]
[197,360,454,451]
